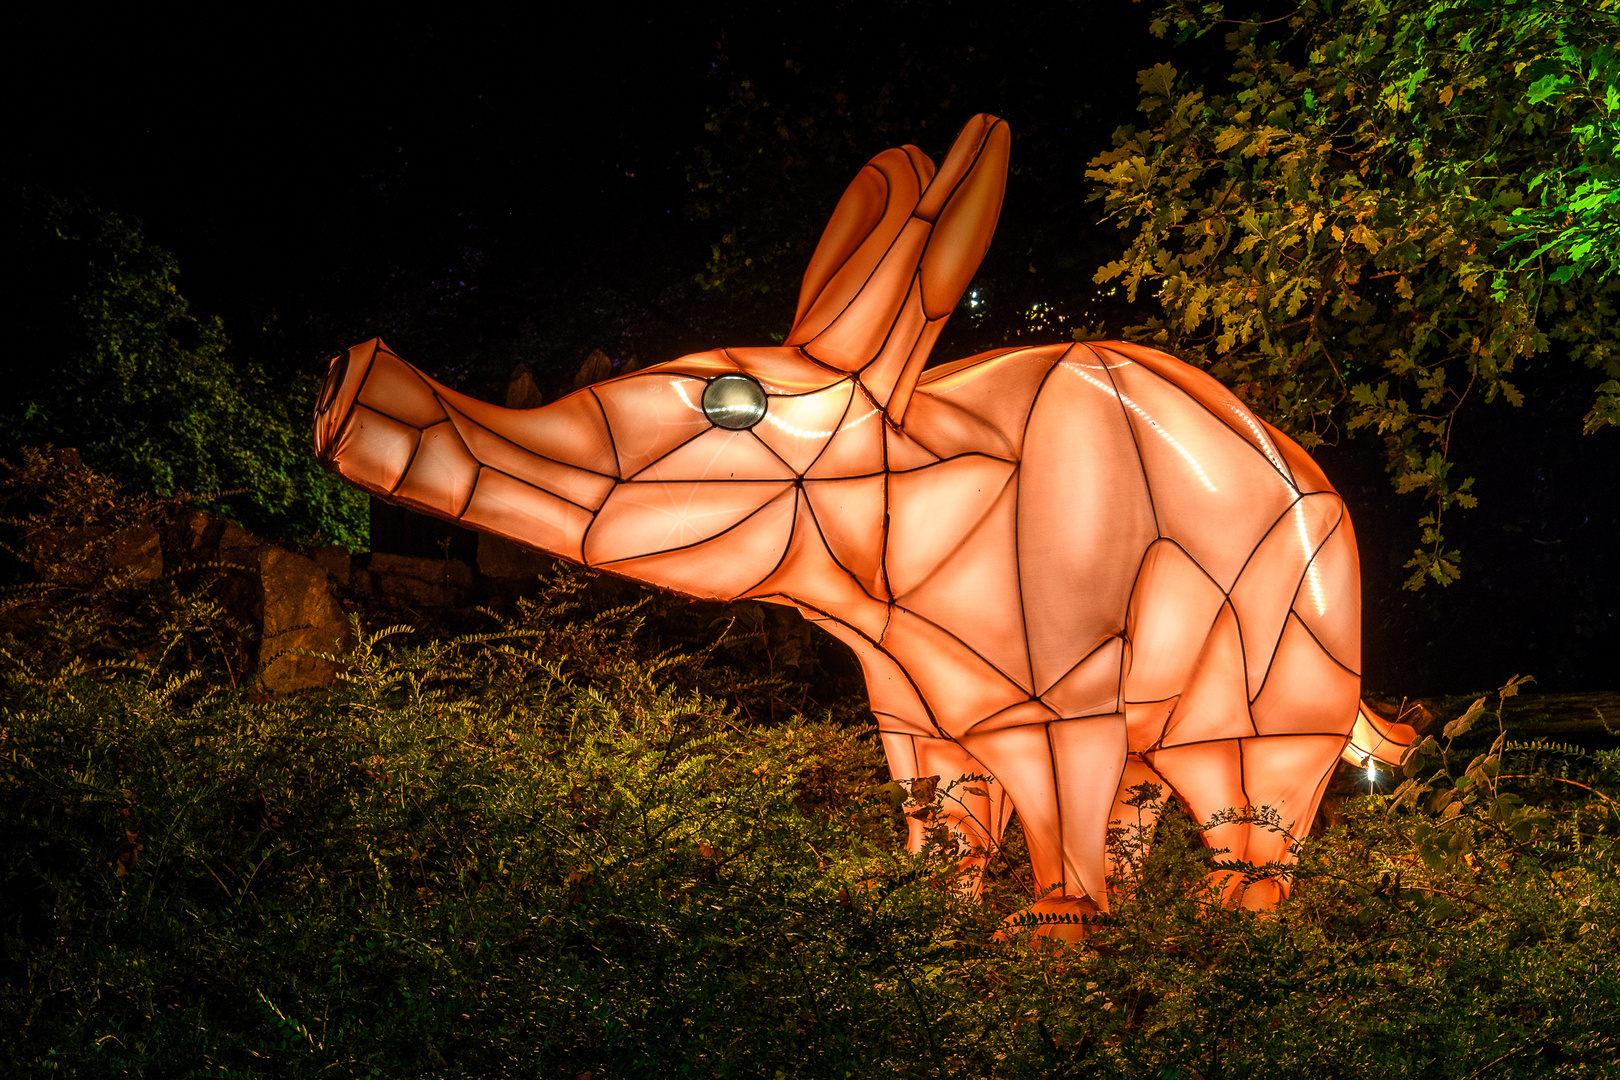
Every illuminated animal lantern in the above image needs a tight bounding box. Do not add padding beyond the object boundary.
[313,114,1414,935]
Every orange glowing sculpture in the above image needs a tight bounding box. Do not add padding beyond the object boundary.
[313,114,1414,935]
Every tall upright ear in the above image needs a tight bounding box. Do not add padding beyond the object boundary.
[784,116,1009,422]
[787,144,935,359]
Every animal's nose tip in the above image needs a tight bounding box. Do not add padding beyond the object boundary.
[312,341,370,463]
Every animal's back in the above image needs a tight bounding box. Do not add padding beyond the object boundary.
[905,339,1361,746]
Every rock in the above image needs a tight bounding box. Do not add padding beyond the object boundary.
[312,545,351,585]
[477,533,552,581]
[367,552,474,607]
[258,547,350,693]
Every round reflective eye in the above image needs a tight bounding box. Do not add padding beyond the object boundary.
[702,374,768,430]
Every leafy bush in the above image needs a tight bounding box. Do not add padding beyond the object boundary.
[1,460,1617,1076]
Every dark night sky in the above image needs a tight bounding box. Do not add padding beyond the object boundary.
[6,4,1616,696]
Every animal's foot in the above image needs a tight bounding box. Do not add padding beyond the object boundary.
[997,895,1101,944]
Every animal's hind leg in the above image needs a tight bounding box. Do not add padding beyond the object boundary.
[879,732,1009,896]
[1146,734,1344,909]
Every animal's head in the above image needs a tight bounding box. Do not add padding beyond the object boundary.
[313,114,1010,601]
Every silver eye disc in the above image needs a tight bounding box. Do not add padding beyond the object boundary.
[702,374,768,430]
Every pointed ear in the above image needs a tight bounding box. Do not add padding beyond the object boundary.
[788,144,934,354]
[785,116,1010,421]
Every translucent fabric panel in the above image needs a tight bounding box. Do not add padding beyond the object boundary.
[886,455,1015,598]
[965,698,1059,735]
[803,475,890,600]
[1125,696,1177,754]
[855,280,930,409]
[1295,515,1362,674]
[753,379,854,474]
[877,319,946,422]
[1109,755,1171,858]
[884,608,1030,738]
[791,148,925,349]
[1266,419,1334,495]
[914,346,1056,457]
[657,348,744,380]
[584,480,793,565]
[913,734,1010,850]
[816,622,936,737]
[595,486,798,601]
[745,499,890,642]
[918,120,1010,317]
[901,389,1016,462]
[392,421,479,519]
[720,347,848,396]
[1122,540,1228,705]
[1020,356,1158,693]
[443,402,617,510]
[470,389,620,479]
[807,219,931,373]
[1229,492,1343,692]
[1146,737,1245,836]
[1160,602,1256,747]
[313,340,377,455]
[883,425,943,472]
[591,374,714,477]
[804,388,886,479]
[895,478,1032,690]
[1101,353,1298,590]
[631,427,795,483]
[356,350,449,429]
[336,406,418,494]
[461,468,594,565]
[1251,614,1361,736]
[1040,636,1125,719]
[959,725,1063,892]
[1049,714,1130,902]
[1100,341,1298,487]
[1239,735,1348,847]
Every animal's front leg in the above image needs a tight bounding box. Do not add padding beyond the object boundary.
[959,715,1128,936]
[878,732,1009,897]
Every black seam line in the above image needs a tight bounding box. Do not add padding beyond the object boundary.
[879,391,895,610]
[851,270,928,380]
[1035,635,1125,702]
[959,699,1061,737]
[457,458,595,516]
[1117,539,1166,700]
[1122,693,1181,708]
[736,487,805,599]
[807,380,887,480]
[1153,732,1348,756]
[791,599,949,739]
[438,414,607,512]
[1239,499,1346,701]
[585,387,623,481]
[446,423,480,520]
[1248,512,1354,699]
[573,392,621,577]
[624,428,790,484]
[1121,349,1309,488]
[385,422,427,497]
[1278,603,1363,687]
[719,349,850,399]
[349,395,447,435]
[790,162,894,338]
[1087,342,1163,539]
[438,396,619,481]
[902,142,928,193]
[799,164,919,346]
[1044,721,1067,894]
[917,344,1039,390]
[1002,467,1035,695]
[799,481,891,606]
[888,461,1020,614]
[588,485,796,570]
[1224,491,1341,599]
[1228,599,1260,736]
[889,600,1033,699]
[1017,350,1076,696]
[1256,418,1306,491]
[915,116,1003,225]
[797,377,860,477]
[330,339,382,448]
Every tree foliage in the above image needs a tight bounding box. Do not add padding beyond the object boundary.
[1088,0,1620,587]
[4,190,367,547]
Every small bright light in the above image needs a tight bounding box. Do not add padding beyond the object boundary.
[1366,758,1377,782]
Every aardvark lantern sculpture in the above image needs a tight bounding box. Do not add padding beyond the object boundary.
[313,114,1415,936]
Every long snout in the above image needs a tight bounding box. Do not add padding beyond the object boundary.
[311,338,618,563]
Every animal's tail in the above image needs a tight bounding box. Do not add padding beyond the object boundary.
[1341,700,1418,769]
